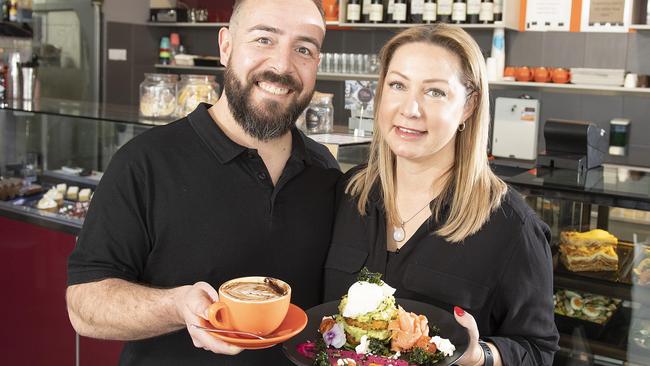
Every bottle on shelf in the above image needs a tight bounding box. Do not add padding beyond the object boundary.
[479,0,494,24]
[386,0,395,23]
[1,0,7,22]
[393,0,408,24]
[347,0,362,23]
[452,0,466,24]
[410,0,425,23]
[169,33,181,65]
[370,0,385,23]
[8,0,16,22]
[437,0,452,23]
[466,0,480,24]
[423,0,437,24]
[493,0,502,22]
[362,0,372,22]
[323,0,339,21]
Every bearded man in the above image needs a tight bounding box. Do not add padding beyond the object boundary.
[65,1,340,364]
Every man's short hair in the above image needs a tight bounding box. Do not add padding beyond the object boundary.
[231,0,326,27]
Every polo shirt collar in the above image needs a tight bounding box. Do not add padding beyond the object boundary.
[187,103,310,165]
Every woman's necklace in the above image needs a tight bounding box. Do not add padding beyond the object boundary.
[393,201,432,242]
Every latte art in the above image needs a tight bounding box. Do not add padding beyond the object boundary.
[223,281,286,301]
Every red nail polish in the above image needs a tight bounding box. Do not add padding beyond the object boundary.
[454,306,465,317]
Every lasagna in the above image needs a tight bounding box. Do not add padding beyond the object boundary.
[559,229,619,272]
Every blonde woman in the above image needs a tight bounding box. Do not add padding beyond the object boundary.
[323,25,559,366]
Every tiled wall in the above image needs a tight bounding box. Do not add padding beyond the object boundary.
[104,24,650,167]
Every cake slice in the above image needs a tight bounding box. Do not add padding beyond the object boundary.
[66,186,79,200]
[78,188,92,202]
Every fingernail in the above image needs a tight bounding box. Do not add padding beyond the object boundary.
[454,306,465,317]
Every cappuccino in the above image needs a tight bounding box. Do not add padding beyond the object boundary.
[222,281,287,302]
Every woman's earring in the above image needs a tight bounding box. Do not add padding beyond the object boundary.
[458,122,466,132]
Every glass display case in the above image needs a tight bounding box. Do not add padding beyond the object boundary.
[0,98,173,232]
[0,98,370,233]
[500,165,650,366]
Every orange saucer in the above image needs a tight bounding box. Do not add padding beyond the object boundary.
[208,303,307,350]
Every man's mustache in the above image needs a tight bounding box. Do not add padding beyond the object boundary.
[251,70,302,92]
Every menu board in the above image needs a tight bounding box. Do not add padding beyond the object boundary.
[581,0,632,32]
[589,0,625,25]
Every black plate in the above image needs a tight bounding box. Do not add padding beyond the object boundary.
[282,298,468,366]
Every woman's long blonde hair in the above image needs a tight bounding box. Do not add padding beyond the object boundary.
[346,24,507,243]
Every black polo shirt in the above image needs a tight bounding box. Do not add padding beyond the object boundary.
[67,103,341,365]
[323,167,559,366]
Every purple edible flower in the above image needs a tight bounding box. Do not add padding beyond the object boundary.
[323,323,346,348]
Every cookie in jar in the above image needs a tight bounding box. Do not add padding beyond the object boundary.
[176,74,220,117]
[139,73,177,118]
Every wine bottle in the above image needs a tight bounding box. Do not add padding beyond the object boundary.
[452,0,466,24]
[423,0,437,23]
[362,0,372,22]
[493,0,502,22]
[393,0,408,23]
[370,0,384,23]
[410,0,425,23]
[466,0,480,24]
[347,0,362,23]
[437,0,452,23]
[479,0,494,24]
[386,0,395,23]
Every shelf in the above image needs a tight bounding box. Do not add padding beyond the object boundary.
[154,64,225,73]
[630,24,650,30]
[554,272,650,306]
[489,80,650,96]
[335,21,509,30]
[146,22,229,27]
[317,72,378,81]
[150,68,650,97]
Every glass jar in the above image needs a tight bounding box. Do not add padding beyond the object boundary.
[305,92,334,133]
[139,73,177,118]
[176,74,220,117]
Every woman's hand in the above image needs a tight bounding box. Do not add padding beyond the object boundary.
[174,281,243,355]
[453,306,484,366]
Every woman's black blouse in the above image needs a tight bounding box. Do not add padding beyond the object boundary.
[323,170,560,366]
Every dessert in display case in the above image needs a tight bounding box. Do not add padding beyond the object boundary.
[0,98,160,233]
[501,165,650,366]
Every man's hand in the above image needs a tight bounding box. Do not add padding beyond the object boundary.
[174,281,243,355]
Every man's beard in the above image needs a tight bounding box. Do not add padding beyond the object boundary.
[223,67,313,141]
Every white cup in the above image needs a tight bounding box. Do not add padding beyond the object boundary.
[624,73,638,88]
[486,57,498,82]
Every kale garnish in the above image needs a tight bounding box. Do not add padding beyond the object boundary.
[357,267,383,285]
[368,338,391,356]
[430,325,440,337]
[313,337,329,366]
[405,347,446,365]
[312,350,329,366]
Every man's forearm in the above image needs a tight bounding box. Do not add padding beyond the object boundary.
[66,278,190,340]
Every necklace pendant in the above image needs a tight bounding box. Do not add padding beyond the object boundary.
[393,226,406,242]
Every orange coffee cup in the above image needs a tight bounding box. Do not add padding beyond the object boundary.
[208,276,291,336]
[533,67,550,83]
[515,66,534,82]
[503,66,516,78]
[551,68,570,84]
